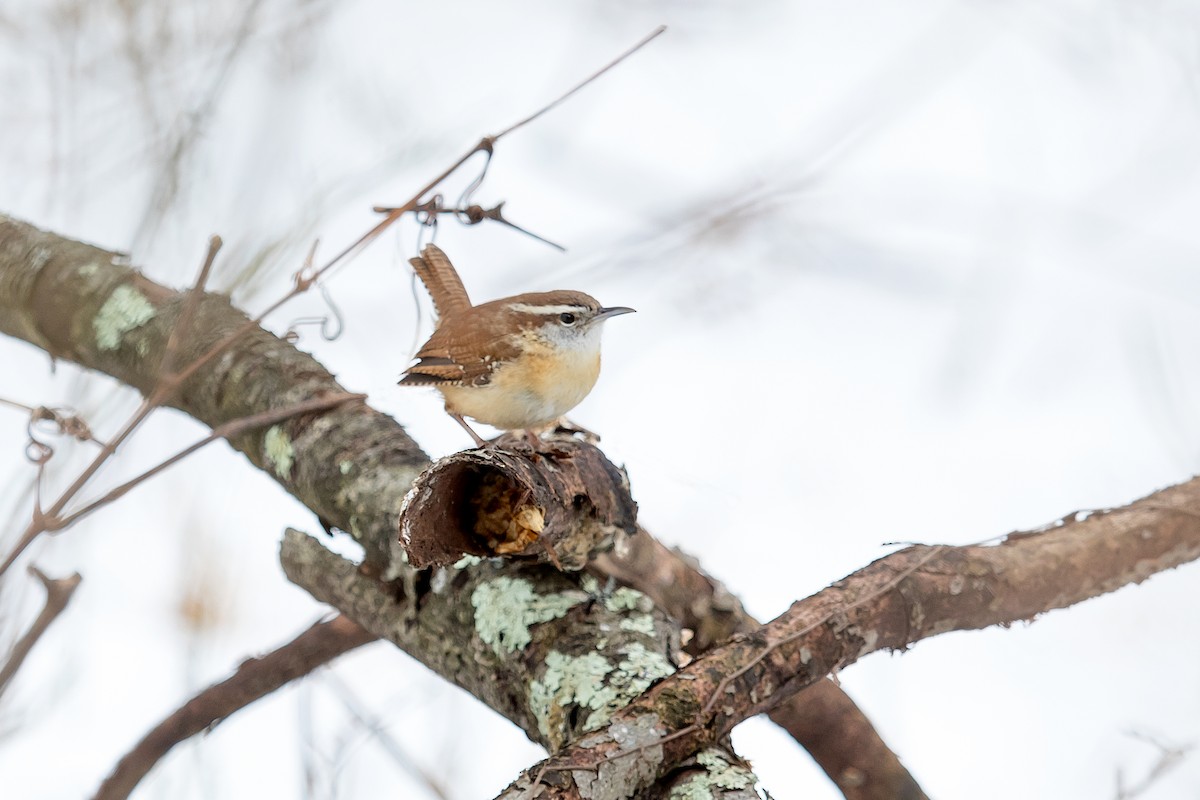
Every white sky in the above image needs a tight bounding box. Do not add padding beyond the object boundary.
[3,1,1200,798]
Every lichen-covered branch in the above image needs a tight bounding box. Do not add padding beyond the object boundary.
[94,615,376,800]
[595,533,929,800]
[511,480,1200,800]
[280,529,760,800]
[281,529,680,749]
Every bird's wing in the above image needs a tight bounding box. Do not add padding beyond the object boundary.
[398,323,520,388]
[409,244,472,321]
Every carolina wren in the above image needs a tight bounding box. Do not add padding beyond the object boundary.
[398,244,634,446]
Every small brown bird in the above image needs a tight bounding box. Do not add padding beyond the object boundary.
[398,244,634,446]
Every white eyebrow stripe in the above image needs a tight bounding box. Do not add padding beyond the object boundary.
[505,303,588,315]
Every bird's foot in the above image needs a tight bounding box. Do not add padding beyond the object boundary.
[552,417,600,444]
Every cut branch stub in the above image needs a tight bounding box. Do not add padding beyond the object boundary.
[399,437,637,570]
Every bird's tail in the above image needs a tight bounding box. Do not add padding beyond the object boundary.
[409,244,472,321]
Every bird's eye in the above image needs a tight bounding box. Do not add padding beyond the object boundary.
[559,312,577,326]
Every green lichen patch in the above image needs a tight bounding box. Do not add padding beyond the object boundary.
[264,425,294,479]
[696,750,756,790]
[530,650,616,747]
[668,775,713,800]
[668,750,758,799]
[530,641,676,749]
[592,643,675,729]
[471,577,587,656]
[604,586,649,613]
[94,285,155,353]
[618,613,657,635]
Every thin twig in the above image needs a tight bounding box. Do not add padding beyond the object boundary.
[157,235,221,380]
[390,200,566,251]
[131,0,266,248]
[2,398,98,448]
[491,25,666,140]
[0,396,35,413]
[51,392,365,531]
[0,235,226,578]
[0,566,82,700]
[1115,731,1193,800]
[0,393,363,572]
[0,401,153,579]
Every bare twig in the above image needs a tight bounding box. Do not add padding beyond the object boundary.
[0,566,82,701]
[0,396,35,413]
[157,235,221,379]
[384,199,566,251]
[0,388,361,571]
[130,1,266,248]
[1115,731,1193,800]
[1,399,107,458]
[491,25,666,140]
[0,237,226,578]
[50,392,365,532]
[94,614,376,800]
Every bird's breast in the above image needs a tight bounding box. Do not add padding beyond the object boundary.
[439,338,602,431]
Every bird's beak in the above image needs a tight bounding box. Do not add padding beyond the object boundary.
[595,306,636,322]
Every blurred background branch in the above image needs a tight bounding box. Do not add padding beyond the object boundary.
[0,566,81,702]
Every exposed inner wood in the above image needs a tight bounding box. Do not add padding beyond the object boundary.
[399,437,638,570]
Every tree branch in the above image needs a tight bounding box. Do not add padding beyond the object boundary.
[0,566,82,701]
[511,481,1200,800]
[595,532,929,800]
[279,528,760,799]
[94,615,376,800]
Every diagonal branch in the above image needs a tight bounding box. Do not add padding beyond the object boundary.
[94,614,375,800]
[0,566,82,701]
[594,532,929,800]
[506,481,1200,800]
[50,391,364,532]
